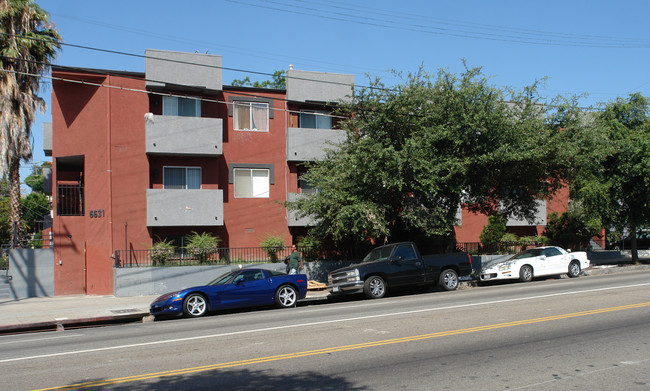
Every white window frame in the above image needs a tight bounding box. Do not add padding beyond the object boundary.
[234,168,270,198]
[162,96,201,117]
[162,166,202,189]
[300,110,332,129]
[234,101,269,132]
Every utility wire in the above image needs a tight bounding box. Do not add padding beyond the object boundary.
[2,67,353,120]
[231,0,650,48]
[0,32,366,90]
[48,11,389,77]
[298,0,650,45]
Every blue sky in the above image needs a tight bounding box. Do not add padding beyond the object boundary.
[25,0,650,189]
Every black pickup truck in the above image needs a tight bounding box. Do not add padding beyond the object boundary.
[328,242,472,299]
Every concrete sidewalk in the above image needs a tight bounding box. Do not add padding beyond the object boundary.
[0,289,330,334]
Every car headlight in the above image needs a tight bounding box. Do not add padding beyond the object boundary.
[345,269,360,281]
[498,263,512,271]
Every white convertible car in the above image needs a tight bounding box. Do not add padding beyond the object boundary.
[480,246,590,283]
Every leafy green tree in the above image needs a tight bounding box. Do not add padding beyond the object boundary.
[24,161,50,193]
[590,93,650,262]
[288,65,572,245]
[545,204,601,250]
[0,0,60,244]
[296,234,321,261]
[232,70,286,89]
[479,215,507,246]
[21,191,49,228]
[0,195,11,244]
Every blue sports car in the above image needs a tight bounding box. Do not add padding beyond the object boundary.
[149,268,308,318]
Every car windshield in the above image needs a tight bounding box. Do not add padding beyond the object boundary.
[207,270,240,286]
[362,246,393,263]
[511,248,544,260]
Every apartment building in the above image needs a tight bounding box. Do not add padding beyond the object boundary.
[45,49,353,295]
[45,49,567,295]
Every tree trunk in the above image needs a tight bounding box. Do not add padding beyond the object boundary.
[630,223,639,264]
[9,157,23,247]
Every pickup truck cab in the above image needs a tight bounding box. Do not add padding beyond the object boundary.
[328,242,472,299]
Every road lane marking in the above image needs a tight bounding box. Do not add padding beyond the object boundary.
[33,301,650,390]
[2,282,649,365]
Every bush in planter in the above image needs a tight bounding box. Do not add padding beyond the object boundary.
[261,234,285,262]
[520,235,548,249]
[480,215,507,251]
[151,239,175,266]
[185,231,221,264]
[297,234,321,261]
[499,233,519,253]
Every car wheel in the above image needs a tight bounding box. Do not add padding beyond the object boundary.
[183,293,208,318]
[439,269,459,291]
[519,265,533,282]
[276,285,298,308]
[568,261,581,278]
[363,275,386,299]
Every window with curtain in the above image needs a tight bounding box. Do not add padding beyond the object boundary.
[162,96,201,117]
[234,101,269,131]
[163,167,201,189]
[234,168,270,198]
[300,110,332,129]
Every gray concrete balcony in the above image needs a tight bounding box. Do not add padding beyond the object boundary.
[145,49,222,93]
[145,115,222,156]
[506,200,547,226]
[286,127,345,161]
[146,189,224,227]
[287,192,317,227]
[286,69,354,103]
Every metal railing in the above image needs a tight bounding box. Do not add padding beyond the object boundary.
[57,184,84,216]
[114,246,360,268]
[456,241,550,255]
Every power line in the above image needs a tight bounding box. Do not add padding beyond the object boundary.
[302,0,650,45]
[0,31,370,93]
[2,67,353,121]
[48,11,390,78]
[228,0,650,49]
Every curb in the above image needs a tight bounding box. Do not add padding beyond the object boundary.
[0,313,150,335]
[0,291,331,335]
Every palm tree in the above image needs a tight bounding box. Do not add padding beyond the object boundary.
[0,0,60,245]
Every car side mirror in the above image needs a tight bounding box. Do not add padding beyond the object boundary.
[391,255,403,262]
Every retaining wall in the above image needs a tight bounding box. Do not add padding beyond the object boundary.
[5,249,54,299]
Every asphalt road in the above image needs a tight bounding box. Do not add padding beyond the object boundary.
[2,271,649,390]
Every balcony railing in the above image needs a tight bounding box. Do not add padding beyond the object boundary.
[57,184,84,216]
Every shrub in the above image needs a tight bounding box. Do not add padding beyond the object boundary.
[500,233,519,243]
[520,235,548,245]
[151,239,175,266]
[185,231,221,263]
[480,215,507,246]
[297,234,321,261]
[260,234,285,262]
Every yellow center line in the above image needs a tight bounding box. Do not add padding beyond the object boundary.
[35,301,650,391]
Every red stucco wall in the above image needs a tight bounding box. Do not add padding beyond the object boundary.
[51,70,149,295]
